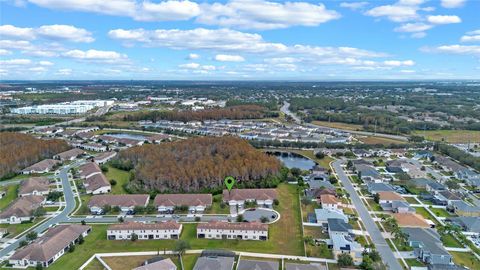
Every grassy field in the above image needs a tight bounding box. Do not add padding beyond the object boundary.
[431,208,452,218]
[451,251,480,269]
[358,136,407,145]
[413,130,480,143]
[104,166,130,194]
[102,255,181,270]
[83,258,105,270]
[312,121,363,131]
[182,254,199,270]
[441,234,463,248]
[303,226,328,239]
[404,197,419,204]
[0,184,18,210]
[404,258,426,267]
[0,218,45,237]
[206,194,230,214]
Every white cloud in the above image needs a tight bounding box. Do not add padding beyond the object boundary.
[0,24,94,42]
[28,0,137,16]
[187,53,200,60]
[0,59,32,65]
[39,60,53,66]
[55,68,72,75]
[29,66,47,72]
[440,0,466,8]
[179,62,216,72]
[427,15,461,25]
[394,23,433,32]
[62,49,128,63]
[422,45,480,56]
[134,0,200,21]
[365,0,423,22]
[0,49,12,55]
[179,62,200,69]
[383,60,415,66]
[214,54,245,62]
[340,2,369,10]
[461,30,480,43]
[196,0,340,30]
[400,69,416,73]
[411,32,427,38]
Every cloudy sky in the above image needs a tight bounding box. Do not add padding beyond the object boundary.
[0,0,479,80]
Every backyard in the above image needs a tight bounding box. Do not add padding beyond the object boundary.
[104,166,130,194]
[0,184,18,210]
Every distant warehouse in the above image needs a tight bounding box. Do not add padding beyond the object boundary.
[11,100,114,115]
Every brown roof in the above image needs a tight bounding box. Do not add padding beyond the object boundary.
[320,194,339,205]
[108,221,181,231]
[55,148,84,160]
[313,188,336,198]
[10,224,91,262]
[154,194,212,207]
[378,191,405,202]
[23,159,60,173]
[84,173,111,193]
[222,189,277,202]
[88,194,149,208]
[393,213,430,228]
[93,151,117,162]
[133,258,177,270]
[197,221,268,231]
[78,162,102,178]
[0,195,44,218]
[19,177,50,195]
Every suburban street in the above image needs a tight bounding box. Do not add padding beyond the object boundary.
[281,101,409,142]
[332,160,403,270]
[0,164,77,259]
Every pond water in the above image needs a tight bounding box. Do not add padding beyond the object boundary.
[269,151,317,170]
[105,133,147,140]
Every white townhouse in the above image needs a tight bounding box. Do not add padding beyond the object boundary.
[222,189,277,209]
[107,221,182,240]
[197,221,268,241]
[9,224,91,268]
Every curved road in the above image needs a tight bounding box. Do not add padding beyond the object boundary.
[281,101,408,142]
[332,159,403,270]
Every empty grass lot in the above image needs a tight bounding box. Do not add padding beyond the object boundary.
[0,184,18,210]
[358,136,408,145]
[413,130,480,143]
[312,121,363,131]
[104,166,130,194]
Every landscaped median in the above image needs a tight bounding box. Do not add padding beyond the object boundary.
[44,184,305,270]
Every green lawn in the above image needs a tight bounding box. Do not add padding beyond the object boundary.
[303,226,328,239]
[206,194,230,214]
[0,184,18,210]
[441,234,463,248]
[432,208,452,218]
[104,166,130,194]
[103,255,181,270]
[83,258,105,270]
[404,258,425,267]
[414,207,439,225]
[0,218,45,238]
[405,197,419,204]
[182,254,199,270]
[413,130,480,144]
[305,242,333,259]
[451,251,480,269]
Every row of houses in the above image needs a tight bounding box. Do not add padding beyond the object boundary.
[77,162,111,195]
[86,188,278,215]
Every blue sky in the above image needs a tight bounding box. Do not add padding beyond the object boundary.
[0,0,479,80]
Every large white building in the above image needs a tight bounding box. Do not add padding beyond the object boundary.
[11,100,114,115]
[197,221,268,241]
[107,221,182,240]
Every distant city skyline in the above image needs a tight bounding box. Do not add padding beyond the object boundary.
[0,0,479,80]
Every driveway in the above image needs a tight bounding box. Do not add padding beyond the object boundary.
[332,160,403,270]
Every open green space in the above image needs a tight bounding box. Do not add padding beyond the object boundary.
[83,258,104,270]
[451,251,480,269]
[206,194,230,214]
[404,197,419,204]
[413,130,480,143]
[312,120,364,131]
[0,184,18,210]
[441,234,463,248]
[303,226,328,239]
[0,218,45,238]
[431,208,452,218]
[182,254,199,270]
[104,166,130,194]
[404,258,426,267]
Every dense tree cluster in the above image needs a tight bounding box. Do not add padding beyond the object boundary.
[436,143,480,171]
[113,137,282,192]
[0,132,69,179]
[117,105,267,123]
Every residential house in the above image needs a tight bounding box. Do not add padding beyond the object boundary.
[386,159,407,174]
[315,208,348,225]
[450,217,480,234]
[193,254,234,270]
[77,143,107,152]
[402,163,428,179]
[435,191,462,206]
[87,194,149,214]
[327,218,363,263]
[434,156,465,174]
[154,194,212,214]
[22,159,60,174]
[237,259,279,270]
[450,201,480,217]
[18,177,50,197]
[355,164,382,182]
[306,188,336,201]
[84,173,111,195]
[197,221,268,241]
[394,213,431,228]
[320,194,340,211]
[78,162,102,179]
[366,182,394,194]
[456,169,480,188]
[54,148,84,161]
[223,189,277,210]
[133,257,177,270]
[415,151,433,160]
[0,195,45,224]
[378,191,414,213]
[93,151,117,165]
[426,182,447,193]
[9,224,91,268]
[403,227,452,265]
[107,221,182,240]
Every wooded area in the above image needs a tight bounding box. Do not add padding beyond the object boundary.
[114,105,268,123]
[112,137,282,193]
[0,132,69,179]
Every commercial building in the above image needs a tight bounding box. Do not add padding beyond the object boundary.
[11,100,114,115]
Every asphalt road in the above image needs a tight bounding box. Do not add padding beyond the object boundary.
[332,160,403,270]
[281,101,409,142]
[0,164,77,258]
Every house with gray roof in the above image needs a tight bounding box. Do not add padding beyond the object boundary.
[193,256,234,270]
[450,216,480,234]
[327,218,363,263]
[366,182,394,194]
[285,263,326,270]
[355,164,382,182]
[426,182,446,192]
[314,208,348,225]
[237,259,279,270]
[403,227,452,265]
[450,201,480,217]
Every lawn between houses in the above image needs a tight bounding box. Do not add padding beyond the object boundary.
[45,184,304,270]
[0,184,18,210]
